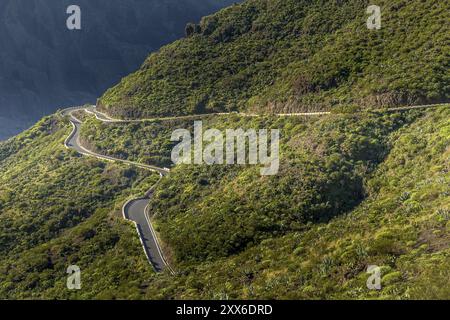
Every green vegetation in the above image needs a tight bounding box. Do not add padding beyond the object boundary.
[72,107,449,299]
[0,0,448,300]
[79,116,190,168]
[0,115,161,299]
[145,107,448,300]
[0,101,448,300]
[99,0,449,119]
[150,111,415,264]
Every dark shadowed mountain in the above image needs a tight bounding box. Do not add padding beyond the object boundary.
[0,0,238,140]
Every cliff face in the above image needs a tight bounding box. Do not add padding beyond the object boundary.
[0,0,237,140]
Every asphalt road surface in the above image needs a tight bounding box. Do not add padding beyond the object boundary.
[124,197,167,272]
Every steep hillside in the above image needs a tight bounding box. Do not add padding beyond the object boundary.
[0,0,448,300]
[147,107,448,299]
[99,0,449,118]
[71,106,450,299]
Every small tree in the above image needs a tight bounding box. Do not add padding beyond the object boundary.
[185,23,200,37]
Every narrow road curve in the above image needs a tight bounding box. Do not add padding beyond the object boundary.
[62,107,173,274]
[123,192,172,273]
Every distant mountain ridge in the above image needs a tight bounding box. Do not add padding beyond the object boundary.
[0,0,238,140]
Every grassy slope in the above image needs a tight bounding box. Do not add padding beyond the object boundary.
[0,115,161,299]
[99,0,449,118]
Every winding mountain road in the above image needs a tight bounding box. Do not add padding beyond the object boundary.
[63,107,173,274]
[62,102,448,274]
